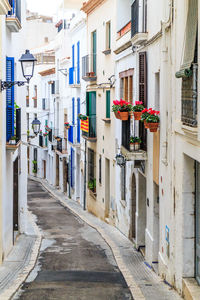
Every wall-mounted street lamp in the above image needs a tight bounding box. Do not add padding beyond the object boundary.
[32,118,41,136]
[1,50,37,91]
[115,153,126,167]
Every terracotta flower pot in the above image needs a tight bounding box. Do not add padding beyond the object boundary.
[133,111,142,120]
[114,112,121,119]
[144,120,149,129]
[148,123,159,132]
[119,111,129,121]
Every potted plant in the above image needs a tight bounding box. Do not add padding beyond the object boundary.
[141,108,152,128]
[112,99,132,121]
[132,101,144,120]
[45,125,51,132]
[146,110,160,132]
[9,136,16,145]
[27,130,30,136]
[88,178,96,193]
[43,132,48,137]
[32,160,37,175]
[78,114,88,121]
[64,122,70,129]
[130,136,142,151]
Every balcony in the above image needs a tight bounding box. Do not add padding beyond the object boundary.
[35,53,55,65]
[121,118,147,161]
[6,0,21,32]
[131,0,148,46]
[181,67,198,128]
[82,54,97,82]
[69,67,80,87]
[68,125,80,146]
[6,108,21,151]
[56,138,67,155]
[82,116,97,142]
[0,0,11,15]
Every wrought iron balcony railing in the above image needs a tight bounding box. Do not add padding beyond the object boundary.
[82,115,96,141]
[82,54,97,81]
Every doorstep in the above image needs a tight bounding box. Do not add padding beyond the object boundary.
[182,278,200,300]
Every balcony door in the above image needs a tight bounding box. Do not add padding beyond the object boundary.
[195,161,200,284]
[86,92,96,137]
[92,31,96,75]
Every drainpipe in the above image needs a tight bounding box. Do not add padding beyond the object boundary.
[83,139,87,210]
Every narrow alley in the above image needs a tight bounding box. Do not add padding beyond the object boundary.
[13,180,132,300]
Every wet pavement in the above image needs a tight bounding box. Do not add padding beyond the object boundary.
[12,179,132,300]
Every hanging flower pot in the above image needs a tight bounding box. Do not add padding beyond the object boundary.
[133,111,142,120]
[148,123,159,132]
[132,101,144,121]
[64,122,70,129]
[146,111,160,133]
[112,99,133,121]
[114,111,121,119]
[119,111,129,121]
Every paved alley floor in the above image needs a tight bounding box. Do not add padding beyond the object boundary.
[12,179,132,300]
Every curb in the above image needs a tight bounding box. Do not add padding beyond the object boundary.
[32,176,145,300]
[0,211,42,300]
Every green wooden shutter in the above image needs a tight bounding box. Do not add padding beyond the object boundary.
[106,90,110,118]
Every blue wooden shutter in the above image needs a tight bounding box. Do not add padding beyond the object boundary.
[77,98,80,143]
[70,147,74,188]
[77,41,80,84]
[72,97,75,125]
[72,45,75,68]
[6,57,15,141]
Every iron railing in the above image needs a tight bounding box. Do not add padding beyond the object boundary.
[181,64,198,127]
[57,138,62,152]
[8,0,21,23]
[82,54,97,79]
[82,115,96,139]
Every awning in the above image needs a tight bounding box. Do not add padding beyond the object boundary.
[175,0,198,78]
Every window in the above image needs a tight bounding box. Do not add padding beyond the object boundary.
[51,81,55,94]
[99,155,102,184]
[175,0,198,127]
[92,31,97,75]
[121,165,126,201]
[155,72,160,111]
[33,85,37,108]
[27,113,29,130]
[106,21,111,50]
[106,90,110,118]
[139,52,147,151]
[88,148,96,193]
[77,98,80,143]
[26,86,29,107]
[6,56,14,142]
[71,147,75,188]
[119,69,134,103]
[42,98,46,110]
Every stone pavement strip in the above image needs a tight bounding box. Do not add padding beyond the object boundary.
[31,176,183,300]
[0,211,42,300]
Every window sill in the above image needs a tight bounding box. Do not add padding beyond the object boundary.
[102,118,111,124]
[6,140,21,151]
[102,49,111,55]
[181,124,198,136]
[89,189,97,200]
